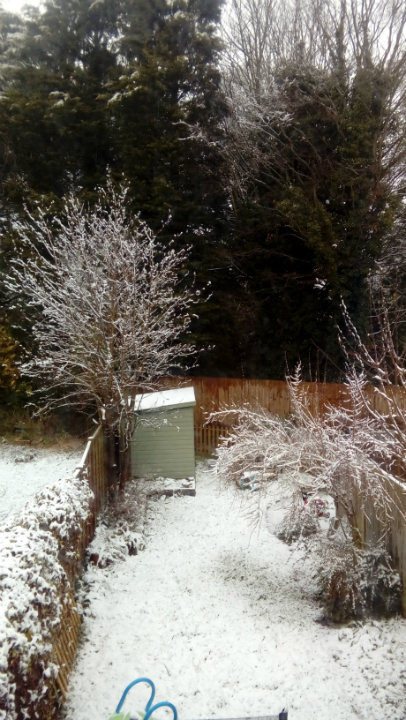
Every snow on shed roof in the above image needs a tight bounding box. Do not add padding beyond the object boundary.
[134,386,196,412]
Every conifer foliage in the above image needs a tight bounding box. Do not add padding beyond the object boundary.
[212,0,406,378]
[2,0,406,386]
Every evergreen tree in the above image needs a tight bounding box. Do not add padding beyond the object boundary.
[0,0,227,398]
[0,0,224,220]
[0,0,121,211]
[108,0,226,243]
[211,0,406,380]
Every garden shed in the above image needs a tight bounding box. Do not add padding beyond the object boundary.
[131,387,196,479]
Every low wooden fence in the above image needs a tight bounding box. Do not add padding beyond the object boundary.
[53,590,82,700]
[54,425,108,702]
[74,424,108,552]
[194,424,230,455]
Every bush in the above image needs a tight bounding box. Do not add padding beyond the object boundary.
[315,532,402,622]
[276,497,319,544]
[0,474,93,719]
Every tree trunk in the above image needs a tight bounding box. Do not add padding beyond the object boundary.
[105,430,118,498]
[119,444,132,492]
[118,426,132,493]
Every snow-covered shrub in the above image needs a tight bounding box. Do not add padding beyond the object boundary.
[17,475,93,584]
[312,531,402,621]
[0,475,93,720]
[86,478,145,569]
[212,359,406,620]
[276,499,319,544]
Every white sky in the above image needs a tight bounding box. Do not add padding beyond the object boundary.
[2,0,41,13]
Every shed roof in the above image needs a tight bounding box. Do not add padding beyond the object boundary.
[134,386,196,413]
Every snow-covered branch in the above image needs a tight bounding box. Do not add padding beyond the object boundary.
[213,363,406,542]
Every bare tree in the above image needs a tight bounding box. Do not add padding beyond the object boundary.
[6,183,196,489]
[220,0,406,199]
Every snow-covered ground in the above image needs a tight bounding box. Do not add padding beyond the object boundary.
[63,462,406,720]
[0,441,83,523]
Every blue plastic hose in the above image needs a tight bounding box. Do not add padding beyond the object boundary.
[115,677,177,720]
[144,701,178,720]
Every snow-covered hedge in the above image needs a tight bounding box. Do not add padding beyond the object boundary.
[0,475,93,720]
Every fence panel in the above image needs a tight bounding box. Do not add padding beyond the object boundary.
[73,424,108,551]
[194,424,230,455]
[165,375,406,427]
[351,477,406,615]
[168,376,352,426]
[54,424,108,700]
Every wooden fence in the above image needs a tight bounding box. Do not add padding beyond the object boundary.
[53,424,108,702]
[73,424,109,552]
[166,376,406,427]
[163,376,406,454]
[350,478,406,615]
[53,590,82,700]
[194,424,230,455]
[187,377,356,455]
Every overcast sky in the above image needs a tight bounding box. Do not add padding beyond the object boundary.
[2,0,41,13]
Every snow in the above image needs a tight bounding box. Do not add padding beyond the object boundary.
[134,387,195,413]
[63,461,406,720]
[145,477,195,495]
[0,441,83,523]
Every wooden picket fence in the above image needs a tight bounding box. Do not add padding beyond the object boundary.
[54,424,109,702]
[73,424,109,552]
[194,424,230,455]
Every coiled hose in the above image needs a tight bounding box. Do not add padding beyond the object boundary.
[115,676,177,720]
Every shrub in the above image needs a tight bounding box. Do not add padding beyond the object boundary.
[314,531,402,621]
[276,497,319,544]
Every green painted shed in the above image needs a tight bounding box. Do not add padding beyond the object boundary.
[131,387,196,479]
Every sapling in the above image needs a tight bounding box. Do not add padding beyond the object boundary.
[6,181,197,490]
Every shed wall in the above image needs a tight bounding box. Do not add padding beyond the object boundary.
[131,406,195,478]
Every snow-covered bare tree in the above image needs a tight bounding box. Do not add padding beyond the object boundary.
[6,183,196,489]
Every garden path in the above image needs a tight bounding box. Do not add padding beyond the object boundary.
[63,461,406,720]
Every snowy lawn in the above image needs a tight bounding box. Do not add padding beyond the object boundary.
[0,441,83,523]
[63,461,406,720]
